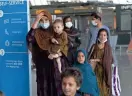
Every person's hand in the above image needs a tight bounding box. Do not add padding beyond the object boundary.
[84,94,90,96]
[71,42,73,47]
[36,12,44,21]
[57,49,61,53]
[95,59,100,62]
[48,54,53,59]
[28,37,32,41]
[90,59,100,63]
[52,54,59,58]
[51,38,59,44]
[58,52,62,56]
[89,59,97,70]
[90,59,95,63]
[31,12,44,29]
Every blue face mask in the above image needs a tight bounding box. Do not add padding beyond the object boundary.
[39,22,50,29]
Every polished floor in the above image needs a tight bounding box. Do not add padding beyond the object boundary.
[31,48,132,96]
[116,49,132,96]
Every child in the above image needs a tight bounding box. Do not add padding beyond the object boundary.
[61,68,83,96]
[48,19,68,73]
[73,49,99,96]
[0,91,4,96]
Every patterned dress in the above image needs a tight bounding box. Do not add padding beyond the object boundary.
[90,46,110,96]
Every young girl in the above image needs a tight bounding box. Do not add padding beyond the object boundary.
[73,49,99,96]
[88,28,113,96]
[48,19,68,73]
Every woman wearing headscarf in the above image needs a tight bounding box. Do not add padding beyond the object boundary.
[73,49,99,96]
[88,28,113,96]
[26,10,69,96]
[63,16,81,66]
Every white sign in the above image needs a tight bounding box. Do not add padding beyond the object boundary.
[121,5,132,10]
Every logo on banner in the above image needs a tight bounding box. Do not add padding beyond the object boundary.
[0,49,5,56]
[0,10,3,17]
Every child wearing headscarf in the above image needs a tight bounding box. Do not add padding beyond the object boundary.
[73,49,99,96]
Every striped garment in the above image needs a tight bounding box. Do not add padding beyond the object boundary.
[112,64,121,96]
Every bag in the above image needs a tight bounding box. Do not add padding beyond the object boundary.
[88,45,95,60]
[88,45,97,70]
[112,64,121,96]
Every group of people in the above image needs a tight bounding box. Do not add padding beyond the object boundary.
[26,9,114,96]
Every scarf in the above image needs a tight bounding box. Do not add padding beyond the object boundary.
[73,49,99,95]
[92,42,113,89]
[34,27,53,50]
[34,9,53,50]
[103,42,113,88]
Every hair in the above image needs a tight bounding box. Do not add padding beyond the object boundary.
[0,91,4,96]
[96,28,109,43]
[63,16,72,23]
[37,9,52,23]
[53,19,64,26]
[63,16,72,29]
[61,67,82,87]
[91,12,101,21]
[75,49,87,63]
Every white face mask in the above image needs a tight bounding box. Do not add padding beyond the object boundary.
[40,22,50,29]
[65,22,72,28]
[91,20,97,26]
[98,38,107,43]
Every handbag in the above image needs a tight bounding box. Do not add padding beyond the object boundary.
[88,45,95,60]
[112,64,121,96]
[88,45,97,70]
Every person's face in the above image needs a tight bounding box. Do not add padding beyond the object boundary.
[77,52,85,64]
[39,16,50,29]
[65,18,73,29]
[62,77,80,96]
[53,22,64,34]
[40,16,50,23]
[91,17,98,24]
[65,18,72,23]
[99,31,107,43]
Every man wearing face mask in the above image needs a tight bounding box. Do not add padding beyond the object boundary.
[87,13,118,67]
[63,16,81,66]
[87,13,111,53]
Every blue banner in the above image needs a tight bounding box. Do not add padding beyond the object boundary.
[0,0,30,96]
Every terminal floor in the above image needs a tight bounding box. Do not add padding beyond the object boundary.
[32,48,132,96]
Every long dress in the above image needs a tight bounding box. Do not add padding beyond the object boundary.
[64,27,81,66]
[90,46,110,96]
[26,28,69,96]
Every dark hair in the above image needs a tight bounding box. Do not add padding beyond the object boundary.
[63,16,72,23]
[61,67,82,87]
[96,28,109,43]
[0,91,4,96]
[63,16,72,29]
[91,12,101,21]
[53,19,64,26]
